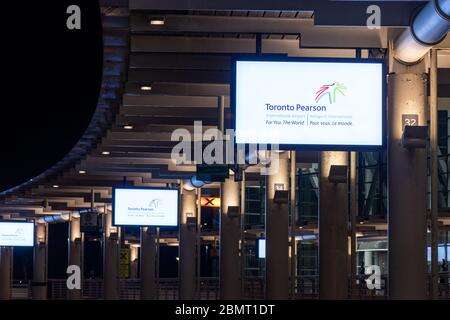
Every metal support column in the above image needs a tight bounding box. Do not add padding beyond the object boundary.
[180,186,198,299]
[290,151,297,298]
[0,247,12,300]
[33,222,48,300]
[319,151,349,299]
[220,177,241,299]
[103,210,119,299]
[350,152,358,298]
[388,71,427,299]
[266,151,290,299]
[429,49,439,300]
[68,214,82,299]
[140,227,156,300]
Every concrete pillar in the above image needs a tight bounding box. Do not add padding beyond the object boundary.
[446,110,450,207]
[448,111,450,209]
[33,222,48,300]
[103,211,119,300]
[180,187,197,299]
[220,177,241,299]
[0,247,12,300]
[429,49,439,300]
[289,151,297,298]
[349,152,358,298]
[240,173,246,297]
[388,72,427,299]
[140,227,156,300]
[319,151,349,300]
[265,151,289,299]
[68,216,82,299]
[129,246,138,279]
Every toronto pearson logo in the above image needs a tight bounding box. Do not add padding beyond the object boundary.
[315,82,347,104]
[148,199,162,211]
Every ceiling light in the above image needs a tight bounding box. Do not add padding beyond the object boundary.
[102,151,110,155]
[53,185,59,188]
[140,85,152,91]
[150,18,164,25]
[167,243,179,247]
[123,125,133,130]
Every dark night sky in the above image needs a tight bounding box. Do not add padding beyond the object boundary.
[3,2,182,281]
[2,1,103,192]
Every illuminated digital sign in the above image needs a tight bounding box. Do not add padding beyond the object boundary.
[0,221,34,247]
[233,57,385,150]
[113,187,179,227]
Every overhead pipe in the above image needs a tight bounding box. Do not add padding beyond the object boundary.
[394,0,449,64]
[36,207,102,224]
[182,176,211,191]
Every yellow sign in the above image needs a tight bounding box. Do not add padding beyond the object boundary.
[120,248,130,278]
[200,197,221,208]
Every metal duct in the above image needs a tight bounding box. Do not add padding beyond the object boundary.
[36,207,99,224]
[182,176,211,191]
[394,0,449,64]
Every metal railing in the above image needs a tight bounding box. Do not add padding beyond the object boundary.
[295,275,319,299]
[159,278,179,300]
[11,280,31,300]
[49,279,68,300]
[350,275,388,300]
[199,277,219,300]
[428,272,450,299]
[244,276,265,299]
[83,279,104,300]
[9,273,450,300]
[119,279,140,300]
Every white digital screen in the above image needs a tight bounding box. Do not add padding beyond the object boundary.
[113,188,179,227]
[258,239,266,259]
[0,222,34,247]
[428,246,447,262]
[234,59,384,148]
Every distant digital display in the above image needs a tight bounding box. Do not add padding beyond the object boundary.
[427,246,447,262]
[113,188,179,227]
[233,58,385,149]
[258,239,266,259]
[0,222,34,247]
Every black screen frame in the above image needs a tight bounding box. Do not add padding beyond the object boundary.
[230,55,387,151]
[0,220,35,247]
[112,186,180,228]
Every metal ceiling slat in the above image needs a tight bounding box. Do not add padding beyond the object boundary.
[123,94,222,107]
[131,35,256,53]
[128,69,230,84]
[126,83,230,96]
[131,14,312,34]
[129,53,231,70]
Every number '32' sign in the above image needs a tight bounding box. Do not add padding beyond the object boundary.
[402,114,419,128]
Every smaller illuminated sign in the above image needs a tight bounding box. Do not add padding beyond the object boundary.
[200,197,221,208]
[0,222,34,247]
[258,239,266,259]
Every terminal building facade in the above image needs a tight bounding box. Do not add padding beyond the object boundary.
[0,0,450,300]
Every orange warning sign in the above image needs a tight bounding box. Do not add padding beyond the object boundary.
[200,197,221,208]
